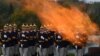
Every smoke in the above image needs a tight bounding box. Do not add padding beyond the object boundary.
[9,0,98,46]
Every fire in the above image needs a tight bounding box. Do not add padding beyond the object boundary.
[22,0,98,45]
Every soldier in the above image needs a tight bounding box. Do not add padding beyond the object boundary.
[18,24,30,56]
[62,39,71,56]
[37,26,49,56]
[8,24,14,56]
[28,24,37,56]
[47,30,55,56]
[1,25,12,56]
[74,33,87,56]
[12,23,19,56]
[54,32,69,56]
[74,44,84,56]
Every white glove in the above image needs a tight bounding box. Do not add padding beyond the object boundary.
[3,44,5,48]
[21,44,23,47]
[58,35,61,39]
[4,35,7,38]
[39,45,41,48]
[41,36,44,40]
[22,34,25,37]
[57,45,59,49]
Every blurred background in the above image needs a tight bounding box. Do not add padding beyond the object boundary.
[0,0,100,28]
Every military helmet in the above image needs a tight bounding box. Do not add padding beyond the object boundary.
[33,24,36,27]
[4,25,7,28]
[8,24,12,27]
[29,24,33,27]
[40,25,44,29]
[3,25,8,31]
[22,24,25,28]
[25,24,29,28]
[13,23,17,27]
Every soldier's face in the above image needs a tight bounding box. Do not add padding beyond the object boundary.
[26,27,29,31]
[22,27,25,31]
[8,27,12,31]
[14,27,17,29]
[40,28,44,31]
[33,26,36,29]
[30,27,33,30]
[4,27,7,31]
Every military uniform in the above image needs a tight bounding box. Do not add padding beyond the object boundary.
[37,26,49,56]
[54,33,69,56]
[48,31,55,56]
[8,24,17,56]
[74,33,87,56]
[19,24,30,56]
[74,45,84,56]
[62,40,71,56]
[28,24,37,56]
[12,27,19,56]
[1,25,12,56]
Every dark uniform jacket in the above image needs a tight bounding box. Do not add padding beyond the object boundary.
[1,31,11,47]
[55,34,70,48]
[48,31,55,46]
[29,30,37,46]
[19,31,29,48]
[11,30,18,46]
[37,31,49,48]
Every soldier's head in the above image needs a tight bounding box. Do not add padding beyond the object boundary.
[40,25,46,32]
[42,25,48,32]
[33,24,37,30]
[25,24,29,31]
[13,23,17,30]
[40,25,44,30]
[3,25,8,31]
[29,24,33,31]
[8,24,13,32]
[21,24,26,31]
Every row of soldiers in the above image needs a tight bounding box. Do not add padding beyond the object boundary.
[0,23,73,56]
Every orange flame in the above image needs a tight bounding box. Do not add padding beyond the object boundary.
[22,0,98,45]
